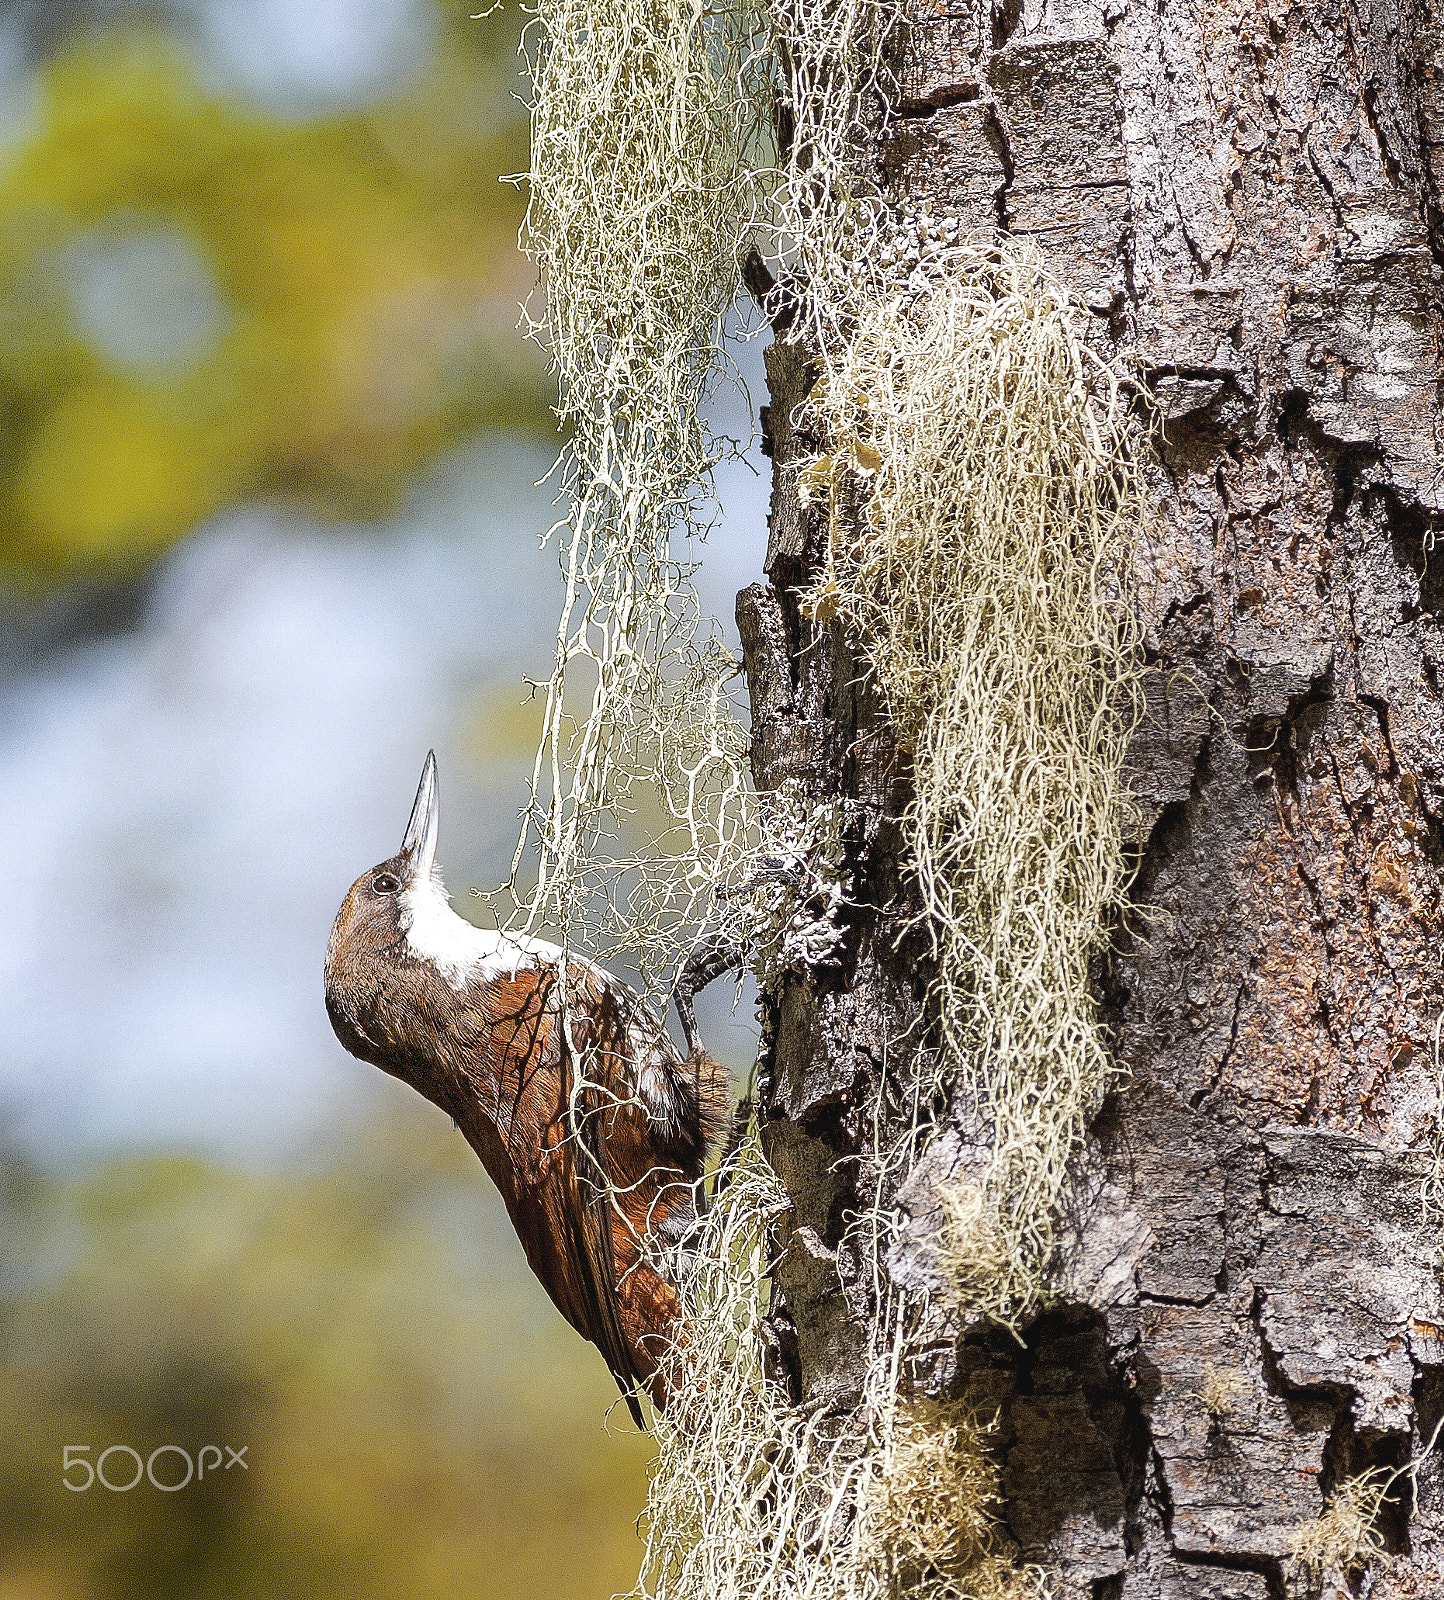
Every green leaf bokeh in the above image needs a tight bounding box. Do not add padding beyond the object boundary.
[0,6,552,585]
[1,1102,653,1599]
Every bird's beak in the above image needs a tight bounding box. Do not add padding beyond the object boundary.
[400,750,440,879]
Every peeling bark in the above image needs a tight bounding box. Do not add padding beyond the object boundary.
[746,0,1444,1592]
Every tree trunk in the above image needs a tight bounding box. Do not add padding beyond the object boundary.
[742,0,1444,1595]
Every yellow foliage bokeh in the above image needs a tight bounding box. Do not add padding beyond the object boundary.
[0,1102,653,1600]
[18,383,222,559]
[0,13,550,583]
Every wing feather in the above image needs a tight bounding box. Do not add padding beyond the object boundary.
[563,1068,648,1429]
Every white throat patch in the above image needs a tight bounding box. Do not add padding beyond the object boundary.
[399,873,554,989]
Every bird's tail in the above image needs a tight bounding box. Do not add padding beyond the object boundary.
[688,1046,732,1152]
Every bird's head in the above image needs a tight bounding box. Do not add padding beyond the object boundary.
[323,749,450,1067]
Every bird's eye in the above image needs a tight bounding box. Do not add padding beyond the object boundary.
[372,873,400,895]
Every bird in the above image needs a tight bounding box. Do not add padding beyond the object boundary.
[324,751,729,1424]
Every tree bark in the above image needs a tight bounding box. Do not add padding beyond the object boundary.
[742,0,1444,1595]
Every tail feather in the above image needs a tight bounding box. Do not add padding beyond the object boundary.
[688,1047,731,1152]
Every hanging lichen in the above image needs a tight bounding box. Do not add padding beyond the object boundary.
[632,1131,1049,1600]
[802,247,1145,1327]
[507,0,771,982]
[517,0,1147,1594]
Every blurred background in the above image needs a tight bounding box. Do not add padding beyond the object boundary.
[0,2,767,1594]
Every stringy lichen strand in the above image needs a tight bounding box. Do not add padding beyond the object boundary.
[1292,1469,1393,1580]
[803,251,1144,1327]
[634,1139,1049,1600]
[627,247,1143,1600]
[507,0,769,984]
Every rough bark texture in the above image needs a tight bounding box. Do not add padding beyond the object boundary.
[744,0,1444,1594]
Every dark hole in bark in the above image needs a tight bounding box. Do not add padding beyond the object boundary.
[992,0,1022,49]
[1383,486,1444,617]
